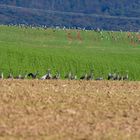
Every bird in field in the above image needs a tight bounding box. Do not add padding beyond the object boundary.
[28,71,39,79]
[65,72,72,80]
[15,74,22,79]
[65,71,77,80]
[52,71,60,80]
[80,72,88,80]
[95,77,104,81]
[116,73,122,81]
[40,69,52,80]
[0,72,4,79]
[7,73,14,79]
[23,71,28,79]
[15,70,22,79]
[45,69,52,79]
[123,71,129,80]
[112,72,118,80]
[108,73,113,80]
[70,73,77,80]
[15,72,28,79]
[40,74,47,80]
[87,70,94,80]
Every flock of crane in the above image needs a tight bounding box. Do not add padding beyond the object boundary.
[0,69,129,81]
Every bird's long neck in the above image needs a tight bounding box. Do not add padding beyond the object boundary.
[57,72,60,77]
[1,72,3,79]
[47,70,51,75]
[126,74,128,78]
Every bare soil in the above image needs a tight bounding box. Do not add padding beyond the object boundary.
[0,80,140,140]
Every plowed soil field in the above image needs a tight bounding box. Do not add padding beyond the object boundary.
[0,80,140,140]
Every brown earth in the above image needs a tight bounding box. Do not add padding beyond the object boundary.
[0,80,140,140]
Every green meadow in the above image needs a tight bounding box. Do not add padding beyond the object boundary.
[0,25,140,80]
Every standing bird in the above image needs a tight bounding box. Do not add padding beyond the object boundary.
[123,71,129,80]
[70,73,77,80]
[108,73,113,80]
[116,73,122,80]
[15,74,22,79]
[95,77,103,81]
[65,72,77,80]
[87,70,94,80]
[112,73,118,80]
[28,71,39,79]
[40,74,47,80]
[23,71,28,79]
[80,73,88,80]
[16,71,28,79]
[40,69,52,80]
[0,72,4,79]
[7,73,13,79]
[7,69,14,79]
[65,72,72,80]
[45,69,52,79]
[52,71,60,80]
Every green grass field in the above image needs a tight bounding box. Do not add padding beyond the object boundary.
[0,25,140,80]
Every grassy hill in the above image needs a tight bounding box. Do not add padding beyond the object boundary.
[0,0,140,31]
[0,25,140,80]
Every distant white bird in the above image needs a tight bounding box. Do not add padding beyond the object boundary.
[40,69,52,80]
[0,72,4,79]
[108,73,113,80]
[40,74,47,80]
[15,74,22,79]
[70,73,77,80]
[7,73,13,79]
[123,71,129,80]
[45,69,52,79]
[95,77,103,81]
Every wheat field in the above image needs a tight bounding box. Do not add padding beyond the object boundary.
[0,25,140,80]
[0,80,140,140]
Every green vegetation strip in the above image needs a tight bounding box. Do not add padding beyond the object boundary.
[0,25,140,80]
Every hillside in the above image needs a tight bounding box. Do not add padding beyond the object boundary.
[0,0,140,31]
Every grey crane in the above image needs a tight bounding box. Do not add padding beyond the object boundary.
[112,73,118,80]
[65,72,77,80]
[65,72,72,80]
[80,73,88,80]
[15,72,28,79]
[0,72,4,79]
[52,71,60,80]
[28,71,39,79]
[40,69,52,80]
[23,71,28,79]
[116,73,122,81]
[87,70,94,80]
[45,69,52,79]
[7,73,14,79]
[95,77,104,81]
[123,71,129,80]
[70,73,77,80]
[40,74,47,80]
[15,70,22,79]
[108,73,113,80]
[15,74,22,79]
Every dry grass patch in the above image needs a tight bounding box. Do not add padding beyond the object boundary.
[0,80,140,140]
